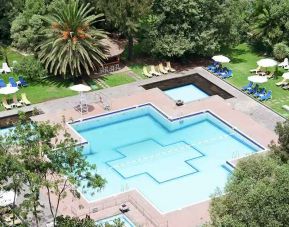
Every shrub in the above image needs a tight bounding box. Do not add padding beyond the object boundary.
[15,57,47,80]
[273,43,289,61]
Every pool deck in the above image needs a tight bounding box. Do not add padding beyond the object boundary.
[2,67,284,226]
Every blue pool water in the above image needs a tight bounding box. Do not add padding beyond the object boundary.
[96,214,135,227]
[71,105,262,212]
[164,84,209,102]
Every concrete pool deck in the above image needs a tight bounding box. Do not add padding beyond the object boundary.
[1,67,284,226]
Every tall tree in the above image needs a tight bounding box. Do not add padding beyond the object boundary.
[96,0,153,60]
[209,154,289,226]
[142,0,241,58]
[1,113,106,226]
[38,0,108,78]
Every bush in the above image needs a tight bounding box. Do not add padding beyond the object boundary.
[273,43,289,61]
[15,57,47,80]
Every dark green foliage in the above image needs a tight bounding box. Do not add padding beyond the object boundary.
[37,0,108,77]
[56,216,96,227]
[15,57,47,79]
[270,120,289,162]
[10,0,49,51]
[273,43,289,61]
[96,0,153,60]
[142,0,241,58]
[209,154,289,226]
[248,0,289,52]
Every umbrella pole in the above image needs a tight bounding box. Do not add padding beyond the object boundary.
[80,91,83,121]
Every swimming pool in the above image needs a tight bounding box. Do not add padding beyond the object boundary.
[96,214,135,227]
[164,84,209,102]
[71,104,263,213]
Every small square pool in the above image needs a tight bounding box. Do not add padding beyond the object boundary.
[96,214,135,227]
[164,84,209,102]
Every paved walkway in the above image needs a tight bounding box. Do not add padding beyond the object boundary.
[1,67,284,132]
[1,67,285,226]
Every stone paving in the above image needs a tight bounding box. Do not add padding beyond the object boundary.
[0,67,285,226]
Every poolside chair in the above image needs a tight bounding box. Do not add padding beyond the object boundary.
[278,58,289,68]
[12,94,22,108]
[282,105,289,112]
[165,61,176,72]
[20,93,31,105]
[247,84,259,94]
[253,88,266,98]
[242,81,253,91]
[250,66,261,74]
[207,61,219,71]
[149,65,161,76]
[276,79,288,86]
[259,90,272,101]
[18,76,28,87]
[2,97,12,110]
[2,63,11,73]
[265,71,274,79]
[142,66,153,78]
[158,63,168,74]
[8,77,18,87]
[221,70,233,79]
[0,79,6,88]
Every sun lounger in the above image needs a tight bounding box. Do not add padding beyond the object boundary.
[20,93,31,105]
[279,58,289,68]
[2,63,11,73]
[253,88,266,98]
[247,84,259,94]
[149,65,161,76]
[265,72,274,79]
[282,85,289,90]
[165,61,176,72]
[158,63,168,74]
[283,105,289,112]
[12,94,22,108]
[242,82,253,91]
[18,76,28,87]
[142,66,153,78]
[259,90,272,101]
[2,97,12,110]
[250,66,261,73]
[221,70,233,79]
[276,79,288,86]
[9,77,18,87]
[0,79,6,88]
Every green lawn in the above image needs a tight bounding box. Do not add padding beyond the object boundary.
[223,44,288,117]
[102,73,135,87]
[0,48,77,111]
[128,63,146,79]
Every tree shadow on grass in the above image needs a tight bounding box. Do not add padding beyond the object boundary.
[28,76,74,88]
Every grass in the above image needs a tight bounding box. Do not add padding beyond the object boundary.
[0,48,77,111]
[128,63,146,79]
[222,43,289,117]
[102,73,135,87]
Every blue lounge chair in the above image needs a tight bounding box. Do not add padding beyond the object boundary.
[18,76,28,87]
[247,84,259,94]
[221,70,233,79]
[259,90,272,101]
[242,82,253,91]
[0,79,6,88]
[253,88,266,98]
[9,77,18,87]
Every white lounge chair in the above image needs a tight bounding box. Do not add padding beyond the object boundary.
[149,65,161,76]
[279,58,289,68]
[2,63,11,73]
[142,66,153,78]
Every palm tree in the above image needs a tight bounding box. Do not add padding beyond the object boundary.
[37,0,108,78]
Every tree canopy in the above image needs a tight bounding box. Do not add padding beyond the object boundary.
[209,120,289,226]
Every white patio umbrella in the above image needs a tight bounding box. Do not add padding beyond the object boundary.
[282,72,289,79]
[257,58,277,68]
[0,87,19,95]
[212,55,230,63]
[69,84,91,120]
[248,75,268,84]
[0,190,15,207]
